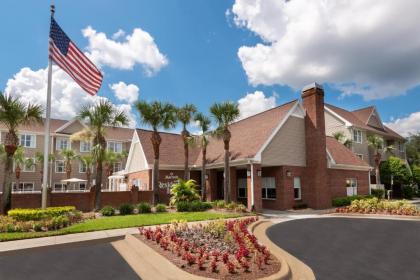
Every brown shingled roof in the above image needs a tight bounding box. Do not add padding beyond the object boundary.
[325,104,404,140]
[199,100,298,165]
[326,136,370,167]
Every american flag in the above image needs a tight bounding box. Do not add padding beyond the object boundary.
[49,17,102,95]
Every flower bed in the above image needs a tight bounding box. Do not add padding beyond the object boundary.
[137,217,280,279]
[336,198,419,216]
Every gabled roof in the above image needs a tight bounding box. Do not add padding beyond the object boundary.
[325,104,404,140]
[199,100,299,165]
[326,136,370,168]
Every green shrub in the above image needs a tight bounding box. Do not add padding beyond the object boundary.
[348,197,418,215]
[154,204,167,213]
[226,202,237,210]
[170,179,200,205]
[402,186,414,199]
[371,189,385,199]
[176,201,212,212]
[8,206,76,221]
[137,202,152,213]
[100,205,115,216]
[235,203,247,212]
[332,195,373,207]
[119,203,134,215]
[212,200,226,209]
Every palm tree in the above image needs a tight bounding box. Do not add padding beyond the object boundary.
[176,104,197,180]
[76,100,129,210]
[12,146,34,192]
[60,148,77,180]
[210,102,239,203]
[103,150,127,185]
[333,131,353,148]
[35,152,55,185]
[135,100,177,204]
[78,155,94,188]
[367,135,394,188]
[193,112,211,201]
[0,93,43,214]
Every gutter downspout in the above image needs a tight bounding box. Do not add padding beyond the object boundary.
[250,163,255,210]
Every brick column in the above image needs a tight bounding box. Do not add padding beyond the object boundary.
[131,185,139,204]
[229,167,237,202]
[206,169,217,201]
[246,164,262,212]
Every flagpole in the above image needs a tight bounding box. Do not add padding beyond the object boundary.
[41,4,55,209]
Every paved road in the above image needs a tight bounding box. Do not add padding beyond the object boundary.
[267,218,420,280]
[0,239,140,280]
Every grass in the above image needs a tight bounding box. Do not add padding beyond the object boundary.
[0,212,243,242]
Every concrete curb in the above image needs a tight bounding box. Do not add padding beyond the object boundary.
[325,213,420,221]
[249,220,315,280]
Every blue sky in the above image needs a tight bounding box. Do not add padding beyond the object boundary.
[0,0,419,135]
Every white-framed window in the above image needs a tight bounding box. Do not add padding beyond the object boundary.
[55,160,65,173]
[398,141,404,152]
[107,141,123,153]
[352,129,363,144]
[20,134,36,148]
[79,162,87,173]
[23,158,35,172]
[262,177,276,199]
[113,162,123,173]
[56,137,70,150]
[237,178,247,198]
[294,177,302,200]
[53,183,65,192]
[12,182,34,193]
[346,178,358,196]
[79,183,86,190]
[80,141,91,152]
[356,154,364,160]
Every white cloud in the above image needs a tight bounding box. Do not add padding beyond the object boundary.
[110,81,139,103]
[5,67,137,128]
[82,26,168,75]
[385,112,420,136]
[112,29,126,40]
[237,90,276,119]
[231,0,420,100]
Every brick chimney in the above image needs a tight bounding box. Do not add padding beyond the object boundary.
[301,83,331,209]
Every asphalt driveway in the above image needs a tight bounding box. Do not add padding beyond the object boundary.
[267,218,420,280]
[0,239,140,280]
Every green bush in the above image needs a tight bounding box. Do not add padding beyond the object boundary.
[100,206,115,216]
[212,200,226,209]
[235,203,247,212]
[137,202,152,213]
[154,204,167,213]
[119,203,134,215]
[402,186,414,199]
[170,179,200,205]
[371,189,385,199]
[8,206,76,221]
[332,195,373,207]
[176,200,212,212]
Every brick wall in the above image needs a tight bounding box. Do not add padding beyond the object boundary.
[328,169,369,198]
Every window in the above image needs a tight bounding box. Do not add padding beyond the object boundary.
[294,177,301,200]
[79,162,87,173]
[56,137,69,150]
[237,178,247,198]
[113,162,123,173]
[55,160,65,173]
[54,183,65,192]
[23,158,35,172]
[352,129,362,144]
[356,154,364,160]
[12,182,34,193]
[107,141,123,153]
[79,183,86,190]
[262,177,276,199]
[346,178,358,196]
[20,134,36,148]
[398,142,404,152]
[80,141,91,152]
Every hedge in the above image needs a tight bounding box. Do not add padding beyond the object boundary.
[332,195,373,207]
[8,206,76,221]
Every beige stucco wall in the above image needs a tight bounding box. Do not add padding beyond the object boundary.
[261,116,306,166]
[324,110,351,139]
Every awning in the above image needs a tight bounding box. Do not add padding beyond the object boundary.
[61,178,87,183]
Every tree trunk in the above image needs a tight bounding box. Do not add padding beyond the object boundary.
[151,131,162,205]
[375,151,382,188]
[1,155,14,214]
[223,129,231,203]
[86,169,91,189]
[94,135,106,211]
[181,130,189,180]
[201,146,207,201]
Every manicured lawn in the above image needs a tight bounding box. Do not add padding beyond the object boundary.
[0,212,243,242]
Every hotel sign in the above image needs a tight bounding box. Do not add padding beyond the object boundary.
[159,172,180,192]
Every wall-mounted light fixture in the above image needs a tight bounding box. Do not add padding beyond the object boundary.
[205,174,209,180]
[247,170,251,177]
[286,170,292,177]
[257,170,262,177]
